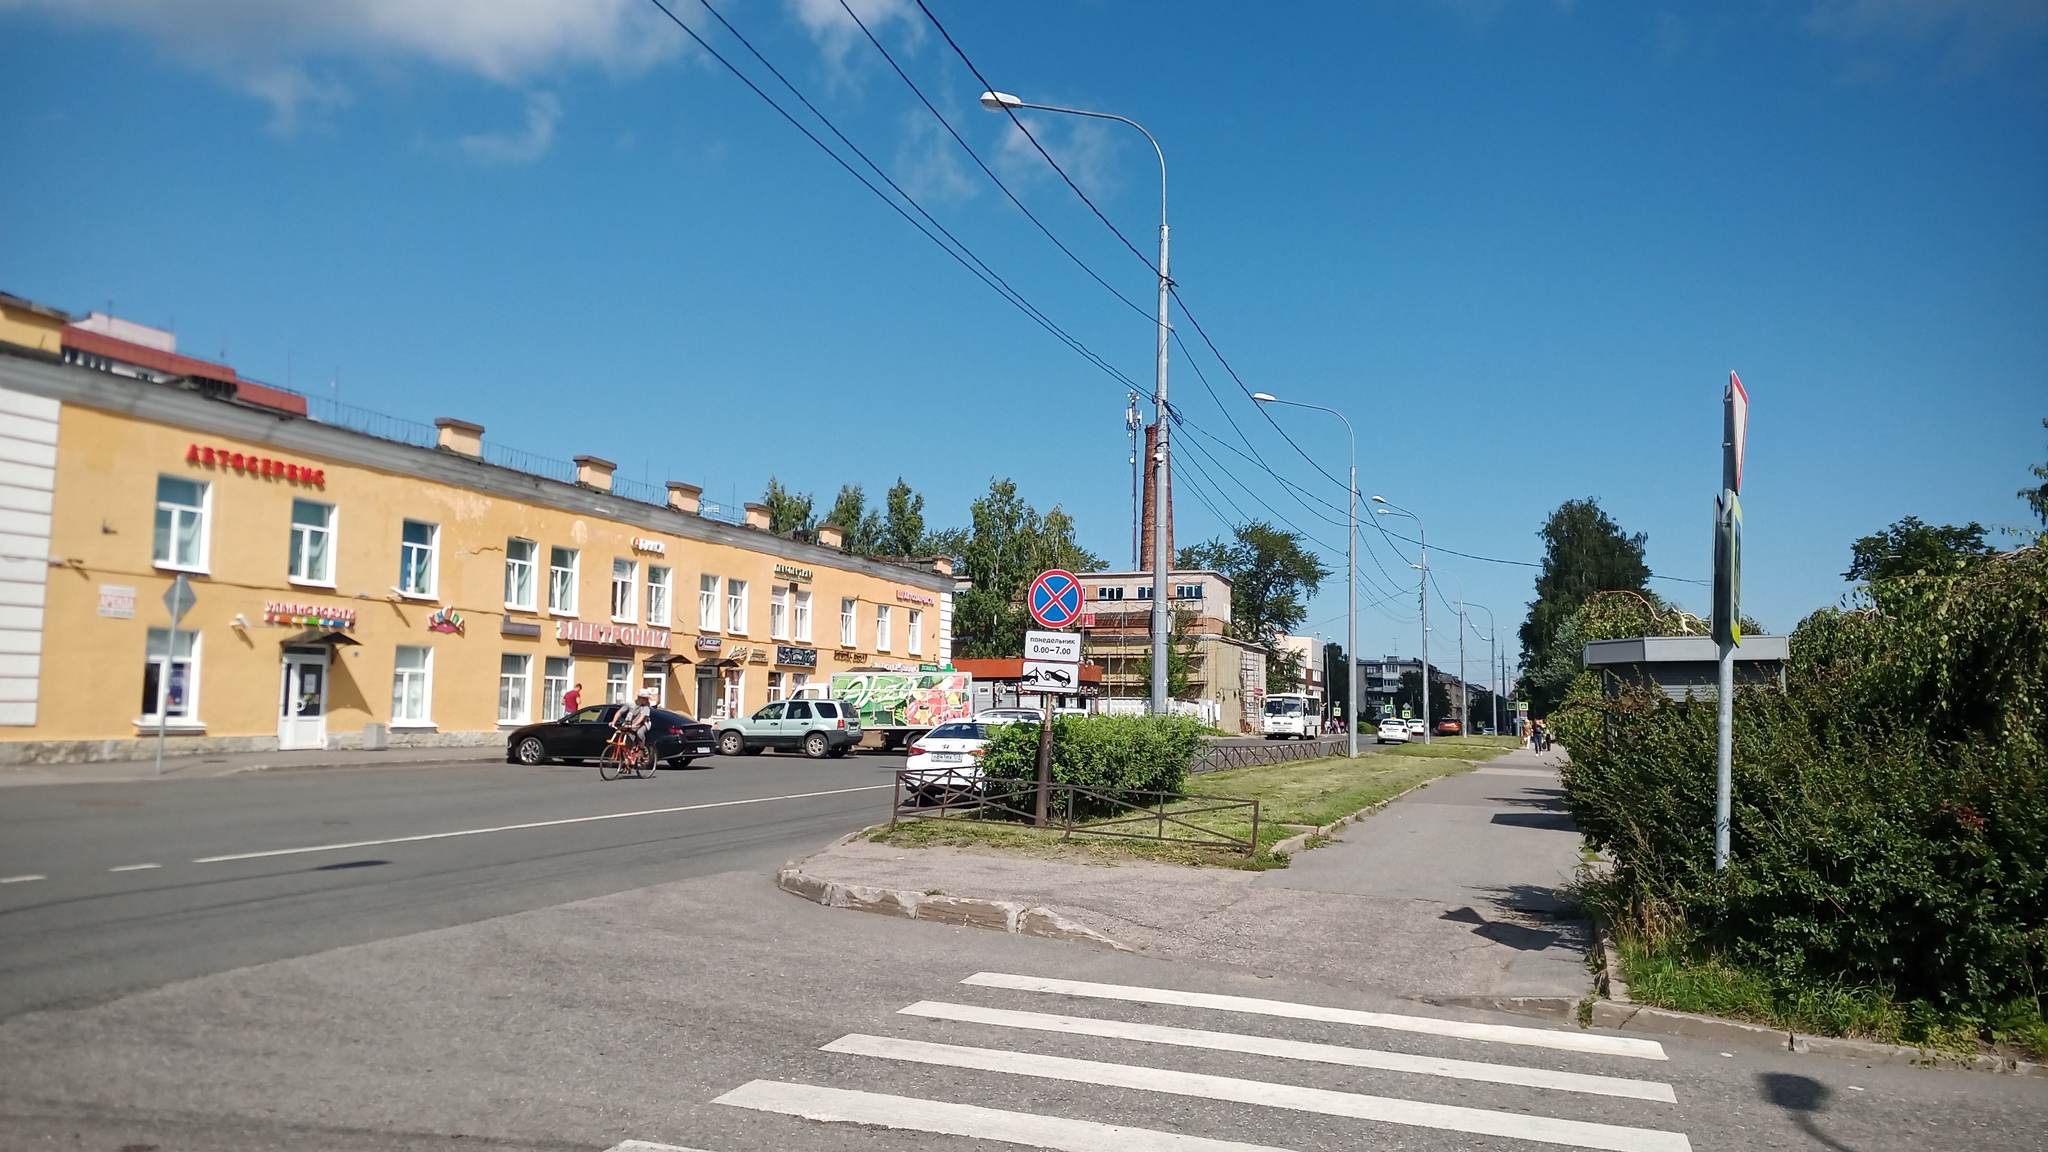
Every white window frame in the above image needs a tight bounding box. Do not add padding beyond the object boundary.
[791,671,810,697]
[606,660,630,703]
[548,547,579,616]
[611,558,637,623]
[767,670,785,702]
[727,578,748,635]
[288,498,337,587]
[646,565,672,627]
[398,520,439,599]
[152,475,210,573]
[498,653,532,724]
[140,627,201,726]
[505,538,538,611]
[1097,585,1124,602]
[840,597,858,647]
[699,574,721,630]
[875,603,892,652]
[793,589,812,643]
[907,608,923,656]
[542,655,571,721]
[391,645,433,726]
[770,585,789,641]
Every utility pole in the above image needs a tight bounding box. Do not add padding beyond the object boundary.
[1457,598,1467,737]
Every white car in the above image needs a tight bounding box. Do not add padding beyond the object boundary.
[1376,718,1410,744]
[1406,718,1427,737]
[903,718,1027,801]
[974,709,1044,723]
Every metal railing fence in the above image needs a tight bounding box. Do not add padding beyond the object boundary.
[891,768,1260,857]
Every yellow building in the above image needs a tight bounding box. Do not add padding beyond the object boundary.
[0,334,954,763]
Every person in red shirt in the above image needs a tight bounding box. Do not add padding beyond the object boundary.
[562,682,583,714]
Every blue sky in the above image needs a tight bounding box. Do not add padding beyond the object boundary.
[3,0,2044,676]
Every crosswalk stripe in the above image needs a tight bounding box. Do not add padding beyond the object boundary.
[899,1000,1677,1102]
[715,1079,1295,1151]
[963,972,1667,1060]
[602,1142,718,1152]
[824,1034,1691,1152]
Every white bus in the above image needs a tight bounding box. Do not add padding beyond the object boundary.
[1260,692,1324,739]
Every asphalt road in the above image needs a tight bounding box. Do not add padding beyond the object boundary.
[0,750,908,1019]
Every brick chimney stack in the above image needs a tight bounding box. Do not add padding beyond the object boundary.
[1139,422,1174,571]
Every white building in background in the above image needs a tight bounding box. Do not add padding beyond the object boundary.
[1271,633,1324,699]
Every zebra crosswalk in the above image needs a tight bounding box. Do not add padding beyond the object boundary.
[709,970,1694,1151]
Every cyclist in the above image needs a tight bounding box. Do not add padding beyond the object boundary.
[613,690,657,768]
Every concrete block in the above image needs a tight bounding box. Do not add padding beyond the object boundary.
[914,896,1018,930]
[838,884,915,919]
[774,868,830,904]
[1018,907,1132,950]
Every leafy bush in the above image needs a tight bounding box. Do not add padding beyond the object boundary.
[1557,547,2048,1044]
[980,713,1207,796]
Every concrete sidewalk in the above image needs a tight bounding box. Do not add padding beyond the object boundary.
[0,742,507,787]
[784,745,1595,1002]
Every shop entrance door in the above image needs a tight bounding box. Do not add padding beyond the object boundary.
[278,648,329,750]
[696,669,717,720]
[720,668,743,719]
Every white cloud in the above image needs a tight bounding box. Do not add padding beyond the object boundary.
[995,113,1121,202]
[894,109,976,202]
[1806,0,2048,75]
[459,91,561,164]
[786,0,919,85]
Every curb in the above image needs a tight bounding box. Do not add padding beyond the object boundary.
[1268,767,1472,858]
[775,865,1134,952]
[1421,995,1577,1020]
[1584,1000,2048,1078]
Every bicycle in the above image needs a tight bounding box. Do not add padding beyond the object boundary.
[598,729,658,780]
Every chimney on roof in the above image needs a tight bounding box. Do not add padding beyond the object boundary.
[929,555,954,577]
[815,522,845,550]
[574,455,616,491]
[743,502,771,530]
[665,481,702,515]
[434,418,483,457]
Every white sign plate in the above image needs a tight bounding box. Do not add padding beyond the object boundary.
[1024,630,1081,664]
[98,584,137,619]
[1020,660,1081,690]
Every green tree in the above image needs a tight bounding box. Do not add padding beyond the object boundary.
[1267,645,1306,695]
[1845,516,1991,583]
[1133,604,1199,698]
[951,478,1103,658]
[1179,522,1330,648]
[2019,416,2048,529]
[1323,641,1350,721]
[1394,670,1455,726]
[882,478,927,557]
[1516,499,1651,716]
[824,484,885,554]
[762,477,814,537]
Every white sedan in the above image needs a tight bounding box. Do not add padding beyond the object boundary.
[1376,718,1410,744]
[902,719,1016,802]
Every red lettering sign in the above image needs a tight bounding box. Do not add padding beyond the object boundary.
[188,444,325,487]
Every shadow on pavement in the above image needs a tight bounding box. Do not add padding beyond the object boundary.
[1759,1072,1860,1152]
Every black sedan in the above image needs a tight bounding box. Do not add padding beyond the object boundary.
[505,704,714,768]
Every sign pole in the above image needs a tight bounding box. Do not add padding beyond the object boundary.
[1713,372,1748,871]
[1035,697,1055,827]
[155,574,194,777]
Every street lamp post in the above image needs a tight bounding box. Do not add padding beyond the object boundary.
[1253,393,1357,757]
[982,91,1173,715]
[1465,601,1498,737]
[1373,496,1429,744]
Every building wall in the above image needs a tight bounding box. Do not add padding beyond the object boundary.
[0,355,952,762]
[0,385,57,725]
[0,298,67,356]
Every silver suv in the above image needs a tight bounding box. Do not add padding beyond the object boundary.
[714,698,863,759]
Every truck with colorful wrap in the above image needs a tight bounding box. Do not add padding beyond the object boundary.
[827,670,975,749]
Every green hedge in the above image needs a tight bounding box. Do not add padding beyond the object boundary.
[1556,547,2048,1026]
[980,713,1207,797]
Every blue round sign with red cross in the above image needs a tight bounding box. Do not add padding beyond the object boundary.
[1028,569,1084,629]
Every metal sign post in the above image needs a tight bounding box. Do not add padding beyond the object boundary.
[1023,609,1082,828]
[156,574,196,777]
[1712,371,1749,871]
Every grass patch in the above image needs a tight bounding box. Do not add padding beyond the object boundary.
[1379,735,1518,760]
[1616,937,2048,1060]
[869,753,1473,869]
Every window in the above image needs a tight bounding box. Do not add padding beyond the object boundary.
[793,589,812,642]
[793,673,811,698]
[699,575,721,630]
[611,559,637,622]
[907,608,924,656]
[786,701,811,720]
[875,604,893,651]
[141,627,198,722]
[152,476,208,571]
[391,645,432,724]
[1175,583,1204,600]
[549,547,579,614]
[1097,585,1124,602]
[288,499,335,584]
[727,578,748,634]
[1136,585,1154,600]
[398,521,438,597]
[840,597,858,646]
[498,653,531,724]
[770,586,789,640]
[753,702,786,721]
[606,660,630,703]
[646,566,672,627]
[505,538,537,610]
[767,670,785,702]
[542,656,571,721]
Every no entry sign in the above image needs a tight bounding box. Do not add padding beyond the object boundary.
[1027,569,1084,630]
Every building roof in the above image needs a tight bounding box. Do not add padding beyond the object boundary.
[0,291,74,324]
[62,325,240,382]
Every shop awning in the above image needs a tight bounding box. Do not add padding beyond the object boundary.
[280,628,359,646]
[643,653,692,667]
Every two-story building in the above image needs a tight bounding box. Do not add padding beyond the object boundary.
[1077,568,1267,732]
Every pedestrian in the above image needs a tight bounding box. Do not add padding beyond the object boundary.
[563,682,582,714]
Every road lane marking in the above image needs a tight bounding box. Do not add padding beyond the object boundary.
[190,785,894,863]
[900,1000,1676,1101]
[963,972,1668,1060]
[109,863,162,872]
[603,1142,720,1152]
[1476,767,1557,778]
[822,1034,1691,1152]
[0,874,45,884]
[716,1080,1293,1151]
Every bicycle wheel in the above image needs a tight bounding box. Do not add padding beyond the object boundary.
[598,741,624,781]
[635,746,658,779]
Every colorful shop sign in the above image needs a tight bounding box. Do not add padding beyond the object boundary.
[188,443,325,486]
[265,600,356,628]
[426,607,465,634]
[773,563,813,583]
[631,537,667,555]
[895,588,936,606]
[555,620,671,649]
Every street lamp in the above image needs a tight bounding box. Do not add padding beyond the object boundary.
[1464,601,1498,737]
[1254,392,1358,758]
[983,90,1174,716]
[1372,496,1430,744]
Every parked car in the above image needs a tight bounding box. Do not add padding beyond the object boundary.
[713,698,862,759]
[1437,718,1462,735]
[505,704,713,768]
[1406,718,1427,736]
[1375,717,1410,744]
[974,708,1044,723]
[902,716,1040,801]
